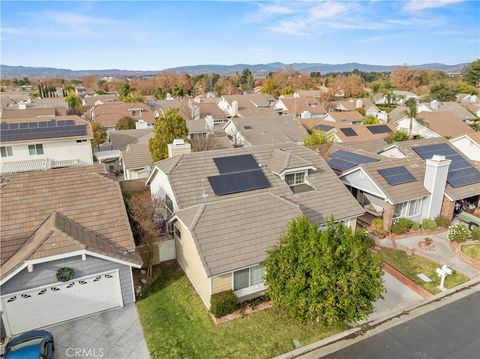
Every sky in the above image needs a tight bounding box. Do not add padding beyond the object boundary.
[1,1,479,70]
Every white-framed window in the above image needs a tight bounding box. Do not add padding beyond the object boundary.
[233,264,265,291]
[394,198,423,218]
[173,224,181,240]
[28,144,44,155]
[284,171,305,186]
[165,194,174,214]
[0,146,13,157]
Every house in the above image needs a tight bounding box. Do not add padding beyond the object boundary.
[449,133,480,162]
[0,165,142,336]
[0,115,94,174]
[92,102,155,133]
[146,143,363,306]
[189,101,228,127]
[223,115,308,147]
[1,107,67,120]
[395,111,475,139]
[83,94,117,107]
[122,142,154,180]
[374,91,420,106]
[324,138,480,231]
[333,98,384,120]
[146,97,190,120]
[186,119,213,140]
[295,88,328,98]
[274,97,326,119]
[322,111,363,125]
[217,94,278,118]
[0,91,31,109]
[417,100,477,123]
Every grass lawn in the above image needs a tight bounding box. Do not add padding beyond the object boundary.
[380,247,469,294]
[462,243,480,261]
[136,266,347,359]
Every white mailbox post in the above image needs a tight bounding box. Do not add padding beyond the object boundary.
[436,265,453,290]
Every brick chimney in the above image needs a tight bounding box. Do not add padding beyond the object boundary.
[424,155,451,219]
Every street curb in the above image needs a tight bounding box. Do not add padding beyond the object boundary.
[275,279,479,359]
[382,262,432,299]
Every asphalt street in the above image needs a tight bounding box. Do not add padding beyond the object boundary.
[324,291,480,359]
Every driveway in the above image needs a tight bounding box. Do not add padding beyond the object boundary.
[46,304,149,359]
[361,272,423,323]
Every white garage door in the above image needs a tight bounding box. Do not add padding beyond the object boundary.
[1,270,123,335]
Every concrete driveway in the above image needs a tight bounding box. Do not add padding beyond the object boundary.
[46,304,149,359]
[362,272,424,323]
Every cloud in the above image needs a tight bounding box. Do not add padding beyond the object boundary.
[403,0,464,12]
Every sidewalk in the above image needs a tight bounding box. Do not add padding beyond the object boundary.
[376,230,480,278]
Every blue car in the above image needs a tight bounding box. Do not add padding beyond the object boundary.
[4,330,54,359]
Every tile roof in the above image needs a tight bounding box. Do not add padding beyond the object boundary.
[107,128,153,151]
[0,107,66,119]
[278,97,326,116]
[93,102,154,127]
[0,165,140,279]
[176,192,302,276]
[326,111,363,123]
[198,102,227,119]
[230,115,308,145]
[268,148,315,174]
[425,102,476,121]
[221,94,278,117]
[122,142,153,170]
[416,111,475,138]
[83,94,117,107]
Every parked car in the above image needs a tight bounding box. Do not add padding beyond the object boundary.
[458,211,480,230]
[3,330,54,359]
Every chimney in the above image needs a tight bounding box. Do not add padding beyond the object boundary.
[355,99,363,108]
[168,138,191,158]
[423,155,451,219]
[471,95,477,103]
[430,100,439,110]
[230,100,239,117]
[205,115,214,129]
[18,102,27,110]
[135,120,148,129]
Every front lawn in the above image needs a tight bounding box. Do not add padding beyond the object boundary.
[136,266,347,359]
[380,247,469,294]
[462,244,480,261]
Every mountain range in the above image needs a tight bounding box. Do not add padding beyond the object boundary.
[0,62,468,79]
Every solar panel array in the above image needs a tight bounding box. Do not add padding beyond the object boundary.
[340,128,357,137]
[208,154,271,195]
[314,124,334,132]
[413,143,480,188]
[328,150,379,172]
[0,119,87,142]
[367,125,392,134]
[378,166,416,186]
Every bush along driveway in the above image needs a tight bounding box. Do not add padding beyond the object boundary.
[136,266,347,359]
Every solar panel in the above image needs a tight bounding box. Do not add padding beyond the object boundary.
[378,166,416,186]
[213,154,259,174]
[413,143,480,188]
[0,123,88,142]
[208,169,271,195]
[314,124,334,132]
[328,150,379,171]
[340,128,357,137]
[367,125,392,134]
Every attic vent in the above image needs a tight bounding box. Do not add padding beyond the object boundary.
[243,125,252,130]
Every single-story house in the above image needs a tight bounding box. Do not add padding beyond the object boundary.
[274,97,326,119]
[146,143,363,307]
[0,165,142,337]
[92,102,155,133]
[217,94,277,118]
[323,111,363,125]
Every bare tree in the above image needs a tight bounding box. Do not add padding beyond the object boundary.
[126,190,166,277]
[191,136,219,152]
[228,127,245,148]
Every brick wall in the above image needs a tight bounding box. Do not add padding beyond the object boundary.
[440,195,455,220]
[383,201,394,231]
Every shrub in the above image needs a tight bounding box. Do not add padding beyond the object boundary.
[422,219,438,231]
[447,223,470,242]
[371,218,384,232]
[391,218,415,234]
[411,222,421,231]
[210,290,238,318]
[471,227,480,241]
[435,215,451,228]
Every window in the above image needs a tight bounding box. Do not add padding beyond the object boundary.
[394,198,423,218]
[0,146,13,157]
[166,194,174,213]
[28,144,44,155]
[408,198,422,217]
[173,224,181,240]
[233,264,265,291]
[285,172,305,186]
[394,202,408,218]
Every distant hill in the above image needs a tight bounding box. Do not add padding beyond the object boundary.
[1,62,468,79]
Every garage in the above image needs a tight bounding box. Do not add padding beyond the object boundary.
[1,270,123,336]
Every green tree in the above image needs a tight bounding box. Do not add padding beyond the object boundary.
[403,98,418,140]
[363,115,380,125]
[456,81,477,95]
[265,217,384,324]
[304,130,333,146]
[154,87,167,100]
[91,122,107,149]
[281,86,295,96]
[429,82,457,102]
[260,79,278,96]
[149,108,189,161]
[462,59,480,86]
[65,91,82,115]
[119,81,131,100]
[239,68,255,92]
[95,89,108,95]
[172,85,184,97]
[387,130,409,143]
[116,116,136,130]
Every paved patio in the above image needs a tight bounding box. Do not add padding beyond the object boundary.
[47,304,149,359]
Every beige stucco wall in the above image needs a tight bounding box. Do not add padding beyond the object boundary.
[174,220,211,307]
[211,273,232,294]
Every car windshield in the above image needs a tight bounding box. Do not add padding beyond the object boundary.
[6,340,42,359]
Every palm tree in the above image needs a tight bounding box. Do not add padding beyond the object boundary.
[403,98,417,140]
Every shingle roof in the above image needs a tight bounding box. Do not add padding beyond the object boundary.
[230,115,308,145]
[176,192,302,276]
[0,165,140,279]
